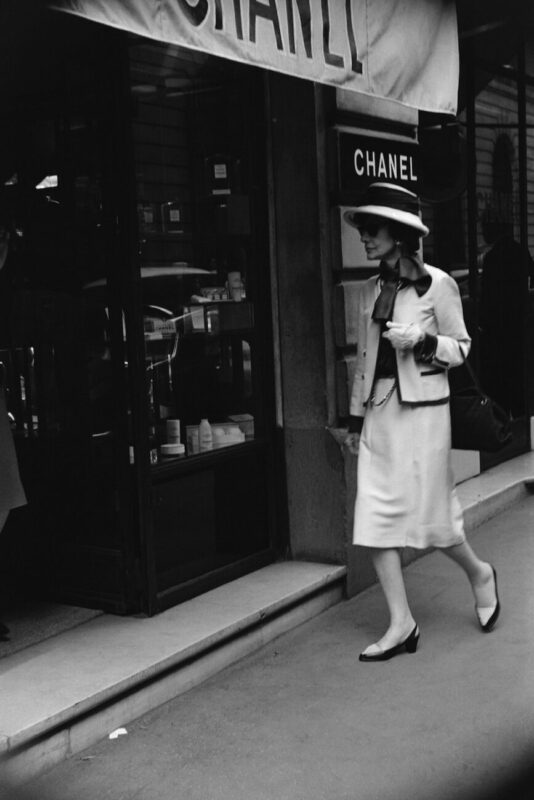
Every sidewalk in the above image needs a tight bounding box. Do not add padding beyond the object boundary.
[1,453,534,789]
[20,486,534,800]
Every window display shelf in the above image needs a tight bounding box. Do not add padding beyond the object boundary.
[142,302,253,341]
[150,437,263,483]
[183,301,254,335]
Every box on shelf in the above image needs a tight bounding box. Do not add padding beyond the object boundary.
[186,420,249,453]
[227,413,254,439]
[186,424,200,454]
[211,422,245,448]
[183,302,253,334]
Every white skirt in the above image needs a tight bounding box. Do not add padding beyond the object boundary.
[353,379,465,549]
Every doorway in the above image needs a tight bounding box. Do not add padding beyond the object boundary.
[420,41,534,468]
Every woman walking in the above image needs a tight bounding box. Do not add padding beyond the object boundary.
[343,182,500,663]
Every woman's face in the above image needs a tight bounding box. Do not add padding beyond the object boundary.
[357,216,399,263]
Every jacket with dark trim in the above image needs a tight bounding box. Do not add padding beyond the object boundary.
[349,263,471,417]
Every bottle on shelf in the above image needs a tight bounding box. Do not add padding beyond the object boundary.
[227,270,244,302]
[127,412,135,465]
[148,423,159,465]
[165,418,181,445]
[147,372,159,465]
[199,418,213,452]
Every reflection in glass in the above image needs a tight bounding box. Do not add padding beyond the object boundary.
[130,42,260,463]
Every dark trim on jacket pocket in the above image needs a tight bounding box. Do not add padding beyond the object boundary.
[420,368,446,376]
[401,397,450,407]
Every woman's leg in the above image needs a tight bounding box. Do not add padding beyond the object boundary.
[363,547,416,653]
[441,541,496,608]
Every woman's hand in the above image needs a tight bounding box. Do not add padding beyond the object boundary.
[344,432,360,455]
[383,321,424,351]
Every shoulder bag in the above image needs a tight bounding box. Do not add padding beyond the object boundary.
[449,359,512,452]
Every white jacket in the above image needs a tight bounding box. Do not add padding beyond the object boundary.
[349,264,471,416]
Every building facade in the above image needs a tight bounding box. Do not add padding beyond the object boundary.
[0,1,531,614]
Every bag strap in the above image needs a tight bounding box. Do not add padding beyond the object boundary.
[462,357,481,388]
[456,348,485,394]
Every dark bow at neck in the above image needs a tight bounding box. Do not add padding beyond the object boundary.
[372,255,431,323]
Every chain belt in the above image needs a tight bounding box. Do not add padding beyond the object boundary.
[369,377,397,407]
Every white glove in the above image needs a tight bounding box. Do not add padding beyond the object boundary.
[382,322,424,351]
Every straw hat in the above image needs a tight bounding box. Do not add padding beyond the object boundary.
[343,182,429,237]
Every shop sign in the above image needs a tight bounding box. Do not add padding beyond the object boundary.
[49,0,459,114]
[338,133,419,194]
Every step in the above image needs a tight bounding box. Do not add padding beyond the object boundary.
[456,452,534,532]
[2,451,534,784]
[0,561,346,783]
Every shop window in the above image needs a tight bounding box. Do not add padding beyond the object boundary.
[129,43,265,466]
[125,42,275,606]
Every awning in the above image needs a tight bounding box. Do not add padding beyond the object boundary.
[48,0,459,114]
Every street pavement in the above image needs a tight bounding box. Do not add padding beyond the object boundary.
[16,494,534,800]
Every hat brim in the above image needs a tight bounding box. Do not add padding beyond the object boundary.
[343,205,429,237]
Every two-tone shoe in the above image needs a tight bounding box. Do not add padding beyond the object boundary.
[475,566,500,633]
[359,624,420,662]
